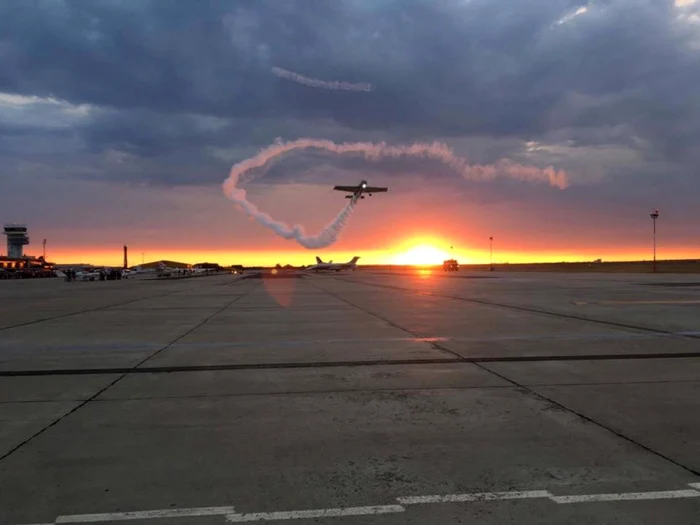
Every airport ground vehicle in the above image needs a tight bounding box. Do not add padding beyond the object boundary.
[443,259,459,271]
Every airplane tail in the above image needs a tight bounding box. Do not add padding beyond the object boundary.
[349,256,360,265]
[315,256,324,264]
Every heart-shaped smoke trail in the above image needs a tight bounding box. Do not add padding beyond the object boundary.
[222,138,568,249]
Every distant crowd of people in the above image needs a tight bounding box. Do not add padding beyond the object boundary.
[99,268,123,280]
[2,265,227,282]
[62,268,126,282]
[0,268,54,279]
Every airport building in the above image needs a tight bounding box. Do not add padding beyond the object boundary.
[138,260,191,270]
[1,224,54,275]
[4,223,29,258]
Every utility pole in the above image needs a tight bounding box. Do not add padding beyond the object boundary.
[650,209,659,273]
[489,236,494,271]
[42,238,46,260]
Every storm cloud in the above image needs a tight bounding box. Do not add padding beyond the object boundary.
[1,0,700,257]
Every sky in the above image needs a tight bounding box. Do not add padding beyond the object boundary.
[2,0,700,266]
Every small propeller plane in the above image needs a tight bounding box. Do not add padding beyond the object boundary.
[334,180,388,204]
[306,256,361,273]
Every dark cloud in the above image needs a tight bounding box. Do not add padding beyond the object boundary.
[1,0,700,204]
[0,1,687,132]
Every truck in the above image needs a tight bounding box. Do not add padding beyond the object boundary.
[443,259,459,271]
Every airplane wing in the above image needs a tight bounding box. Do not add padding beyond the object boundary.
[364,187,388,193]
[333,185,359,192]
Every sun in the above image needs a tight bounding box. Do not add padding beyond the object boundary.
[393,244,452,266]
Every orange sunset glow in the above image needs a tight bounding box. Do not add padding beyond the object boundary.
[8,167,695,269]
[39,240,699,268]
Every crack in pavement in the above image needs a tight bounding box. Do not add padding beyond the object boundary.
[308,278,700,478]
[0,280,259,464]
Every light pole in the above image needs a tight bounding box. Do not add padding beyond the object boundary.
[489,236,494,271]
[650,209,659,273]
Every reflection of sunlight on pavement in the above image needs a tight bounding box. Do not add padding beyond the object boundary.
[418,269,432,278]
[262,271,294,307]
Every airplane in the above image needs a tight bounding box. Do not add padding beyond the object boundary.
[156,262,182,278]
[306,256,361,273]
[55,268,101,281]
[316,256,332,264]
[125,266,151,275]
[334,180,388,204]
[156,263,210,278]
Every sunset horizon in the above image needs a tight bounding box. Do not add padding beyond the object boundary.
[36,243,698,268]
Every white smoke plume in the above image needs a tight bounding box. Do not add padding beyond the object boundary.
[271,67,373,92]
[222,138,569,249]
[227,188,356,249]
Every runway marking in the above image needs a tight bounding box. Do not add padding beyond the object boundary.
[574,300,700,306]
[6,350,700,378]
[225,505,405,522]
[397,490,552,504]
[549,489,700,504]
[55,505,237,522]
[15,483,700,524]
[7,329,700,357]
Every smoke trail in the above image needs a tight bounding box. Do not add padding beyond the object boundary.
[271,67,373,92]
[222,138,569,249]
[227,184,356,249]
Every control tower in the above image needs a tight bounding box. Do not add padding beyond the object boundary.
[4,224,30,258]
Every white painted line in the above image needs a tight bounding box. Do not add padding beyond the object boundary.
[604,300,700,305]
[397,490,551,504]
[56,506,237,523]
[549,489,700,504]
[23,482,700,525]
[226,505,405,522]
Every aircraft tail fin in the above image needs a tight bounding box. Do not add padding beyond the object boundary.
[349,256,360,265]
[316,256,324,264]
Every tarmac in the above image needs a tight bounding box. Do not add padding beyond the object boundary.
[1,269,699,524]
